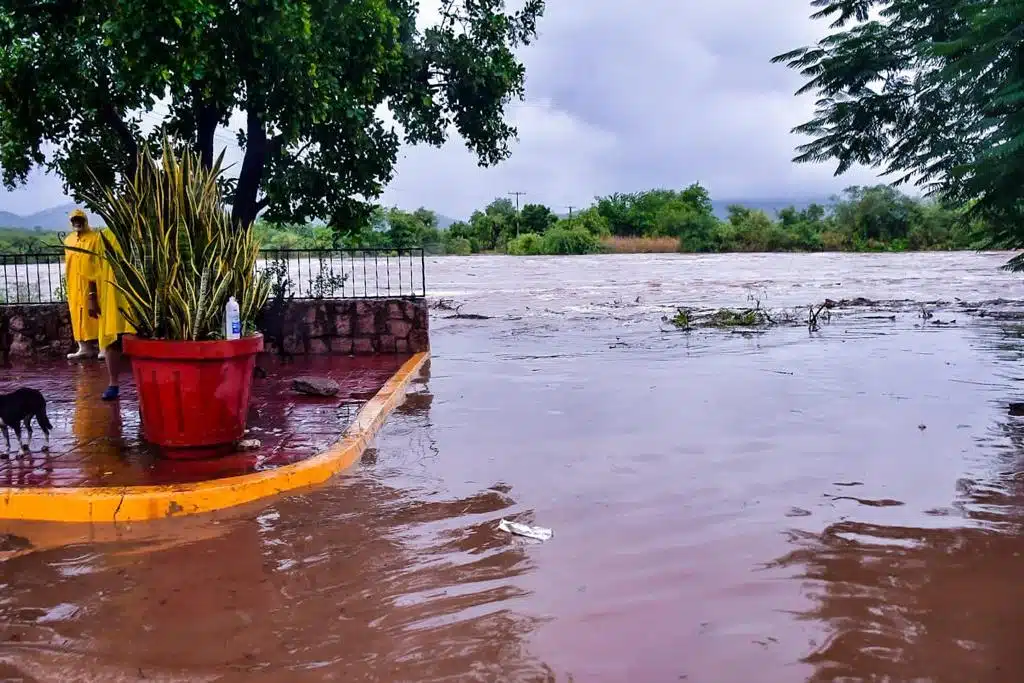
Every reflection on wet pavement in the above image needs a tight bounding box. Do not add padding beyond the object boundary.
[3,253,1024,681]
[0,354,406,487]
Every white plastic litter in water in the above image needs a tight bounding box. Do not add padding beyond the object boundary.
[498,519,553,542]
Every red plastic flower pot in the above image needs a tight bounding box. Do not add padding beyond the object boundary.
[123,333,263,455]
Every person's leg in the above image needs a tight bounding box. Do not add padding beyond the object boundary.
[67,338,98,360]
[101,337,124,401]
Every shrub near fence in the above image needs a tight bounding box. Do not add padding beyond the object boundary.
[0,248,425,305]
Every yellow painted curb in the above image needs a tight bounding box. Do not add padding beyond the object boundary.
[0,352,430,523]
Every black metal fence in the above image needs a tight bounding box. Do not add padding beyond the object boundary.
[0,247,426,305]
[258,248,425,300]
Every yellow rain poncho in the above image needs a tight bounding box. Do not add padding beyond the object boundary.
[63,209,100,343]
[95,229,136,350]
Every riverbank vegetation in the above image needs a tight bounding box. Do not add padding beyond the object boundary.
[249,182,986,256]
[0,182,989,258]
[778,0,1024,270]
[0,228,61,253]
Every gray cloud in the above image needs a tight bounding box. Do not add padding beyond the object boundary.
[383,0,882,217]
[0,0,881,219]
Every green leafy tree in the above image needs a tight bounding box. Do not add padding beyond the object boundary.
[445,220,479,253]
[777,204,827,250]
[341,220,392,249]
[595,193,644,236]
[542,226,600,255]
[443,235,473,255]
[774,0,1024,264]
[657,202,718,252]
[722,206,792,252]
[831,186,920,245]
[468,198,516,249]
[519,203,557,234]
[384,207,440,249]
[569,207,611,236]
[595,184,716,242]
[412,208,438,232]
[0,0,545,231]
[506,232,545,255]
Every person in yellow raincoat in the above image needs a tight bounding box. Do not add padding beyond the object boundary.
[62,208,101,359]
[92,228,136,401]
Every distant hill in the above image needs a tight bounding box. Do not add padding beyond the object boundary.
[0,202,101,230]
[0,210,23,227]
[710,198,832,219]
[436,214,458,229]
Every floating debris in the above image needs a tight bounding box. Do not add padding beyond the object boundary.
[445,312,492,320]
[498,519,553,541]
[431,298,458,311]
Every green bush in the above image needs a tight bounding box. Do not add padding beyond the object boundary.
[506,232,545,255]
[540,226,600,255]
[444,236,472,256]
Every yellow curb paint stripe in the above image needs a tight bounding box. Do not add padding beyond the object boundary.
[0,352,430,523]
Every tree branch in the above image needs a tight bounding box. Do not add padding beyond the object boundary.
[99,102,139,178]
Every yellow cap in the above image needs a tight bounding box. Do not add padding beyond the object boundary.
[69,208,87,220]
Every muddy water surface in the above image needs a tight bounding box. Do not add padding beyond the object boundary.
[5,252,1024,682]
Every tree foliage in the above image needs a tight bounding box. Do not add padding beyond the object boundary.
[519,203,557,234]
[0,0,544,231]
[774,0,1024,264]
[594,184,718,250]
[0,182,983,256]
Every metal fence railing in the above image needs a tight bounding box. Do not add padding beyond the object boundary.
[0,247,426,305]
[258,248,425,300]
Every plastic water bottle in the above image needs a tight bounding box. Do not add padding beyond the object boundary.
[225,296,241,340]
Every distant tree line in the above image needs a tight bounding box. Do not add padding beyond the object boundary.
[0,227,61,253]
[252,182,986,256]
[0,183,988,257]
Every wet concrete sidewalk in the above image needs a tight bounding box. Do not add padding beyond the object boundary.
[0,354,409,488]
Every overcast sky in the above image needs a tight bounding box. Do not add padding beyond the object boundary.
[0,0,881,219]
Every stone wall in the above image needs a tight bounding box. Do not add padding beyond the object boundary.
[0,304,74,363]
[0,298,428,361]
[259,298,429,356]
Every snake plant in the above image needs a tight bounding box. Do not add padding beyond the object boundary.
[83,138,270,341]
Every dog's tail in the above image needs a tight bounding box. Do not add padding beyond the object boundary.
[36,411,52,433]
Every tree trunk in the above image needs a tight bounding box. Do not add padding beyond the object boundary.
[232,107,268,229]
[196,107,218,170]
[191,82,218,169]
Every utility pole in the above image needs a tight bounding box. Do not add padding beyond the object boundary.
[509,191,526,237]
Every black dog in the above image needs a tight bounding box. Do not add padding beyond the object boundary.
[0,388,52,455]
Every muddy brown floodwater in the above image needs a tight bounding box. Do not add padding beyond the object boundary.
[4,252,1024,682]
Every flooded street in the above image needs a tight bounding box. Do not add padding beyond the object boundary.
[5,252,1024,681]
